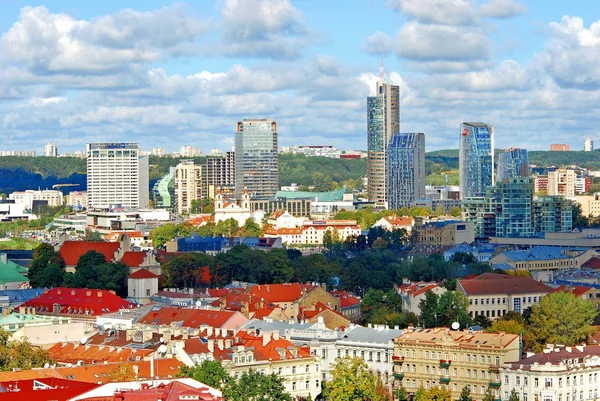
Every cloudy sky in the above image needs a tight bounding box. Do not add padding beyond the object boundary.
[1,0,600,154]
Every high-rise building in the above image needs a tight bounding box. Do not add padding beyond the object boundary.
[550,143,570,151]
[494,177,534,238]
[459,122,494,199]
[179,145,202,157]
[584,137,593,152]
[367,75,400,206]
[547,168,577,197]
[496,148,529,182]
[204,151,235,199]
[175,160,202,214]
[86,143,149,209]
[235,118,279,199]
[387,132,425,209]
[152,169,174,210]
[44,142,57,157]
[152,148,166,157]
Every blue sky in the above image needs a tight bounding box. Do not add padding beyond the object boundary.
[1,0,600,154]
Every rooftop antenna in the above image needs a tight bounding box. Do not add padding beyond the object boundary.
[379,56,385,86]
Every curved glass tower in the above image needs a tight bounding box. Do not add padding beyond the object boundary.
[459,122,494,199]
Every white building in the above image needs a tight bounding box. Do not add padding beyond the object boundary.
[44,142,57,157]
[0,150,36,156]
[398,281,447,315]
[501,344,600,401]
[214,187,253,226]
[152,148,166,156]
[175,160,202,215]
[9,189,64,209]
[264,220,361,245]
[67,191,87,210]
[584,137,593,152]
[86,143,149,209]
[282,145,342,158]
[179,145,202,157]
[128,268,159,305]
[548,168,577,197]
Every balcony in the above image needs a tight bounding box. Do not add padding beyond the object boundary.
[488,381,501,388]
[439,360,451,368]
[392,356,404,364]
[488,364,500,372]
[393,372,404,380]
[440,377,451,384]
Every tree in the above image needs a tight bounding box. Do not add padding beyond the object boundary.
[415,386,452,401]
[419,291,439,328]
[110,362,137,381]
[450,252,477,265]
[508,389,520,401]
[473,314,492,329]
[449,206,462,217]
[223,369,291,401]
[322,357,387,401]
[161,253,213,288]
[527,291,597,351]
[437,291,471,328]
[487,319,525,335]
[483,388,495,401]
[178,360,231,390]
[190,199,202,214]
[241,218,262,237]
[323,230,334,249]
[65,251,129,297]
[458,386,473,401]
[28,242,65,288]
[0,329,52,371]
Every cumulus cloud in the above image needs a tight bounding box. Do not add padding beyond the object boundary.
[387,0,479,26]
[362,31,393,56]
[479,0,526,19]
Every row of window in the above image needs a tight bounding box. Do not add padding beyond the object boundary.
[337,348,390,363]
[505,373,599,387]
[404,349,500,365]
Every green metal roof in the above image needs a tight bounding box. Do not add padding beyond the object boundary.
[0,258,29,285]
[274,188,351,202]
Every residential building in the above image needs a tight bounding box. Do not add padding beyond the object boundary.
[570,195,600,217]
[330,290,362,323]
[496,148,529,182]
[398,281,447,315]
[457,273,553,319]
[532,196,573,234]
[576,177,592,194]
[137,306,249,329]
[459,122,494,199]
[584,137,594,152]
[9,189,64,209]
[267,210,304,229]
[0,150,36,156]
[443,243,498,262]
[548,168,577,197]
[152,147,166,156]
[152,170,174,209]
[416,220,475,246]
[282,145,342,158]
[393,326,521,399]
[534,175,548,193]
[204,151,235,199]
[268,220,361,246]
[235,118,279,199]
[0,254,28,290]
[387,132,426,209]
[86,143,149,209]
[74,379,223,401]
[550,144,570,151]
[367,74,400,207]
[179,145,202,157]
[128,268,159,305]
[67,190,87,210]
[44,142,57,157]
[372,215,415,232]
[488,247,597,281]
[175,160,202,215]
[550,284,600,306]
[501,344,600,401]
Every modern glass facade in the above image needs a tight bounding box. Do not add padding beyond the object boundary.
[497,148,530,183]
[152,170,174,209]
[367,82,400,206]
[235,119,279,199]
[495,178,534,238]
[387,132,425,209]
[459,122,494,199]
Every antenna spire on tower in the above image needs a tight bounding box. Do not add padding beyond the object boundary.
[379,56,384,85]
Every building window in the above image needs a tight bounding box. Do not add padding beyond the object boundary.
[516,376,520,386]
[504,375,509,385]
[306,380,310,390]
[534,378,539,387]
[146,289,150,296]
[514,297,521,313]
[292,382,296,391]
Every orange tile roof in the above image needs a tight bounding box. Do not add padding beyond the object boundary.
[188,215,214,226]
[120,251,147,268]
[330,291,361,308]
[269,210,287,219]
[129,268,159,279]
[0,378,98,401]
[21,287,135,316]
[383,215,414,226]
[249,283,314,303]
[59,241,120,266]
[105,231,144,241]
[264,227,303,235]
[47,342,153,364]
[138,307,238,328]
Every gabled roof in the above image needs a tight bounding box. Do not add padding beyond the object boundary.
[550,284,595,297]
[381,215,414,227]
[399,282,443,297]
[187,215,214,227]
[0,258,28,285]
[458,274,553,296]
[269,210,287,219]
[58,241,120,266]
[120,251,147,268]
[20,287,135,316]
[263,227,303,235]
[330,291,361,308]
[582,257,600,269]
[0,378,98,401]
[129,268,159,279]
[105,231,144,242]
[47,342,153,364]
[248,283,314,303]
[138,306,239,328]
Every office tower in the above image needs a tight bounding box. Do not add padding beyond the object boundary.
[204,151,235,199]
[547,168,577,197]
[44,142,57,157]
[459,122,494,199]
[86,143,149,209]
[387,132,425,209]
[495,177,534,238]
[584,138,593,152]
[175,160,202,214]
[496,148,529,182]
[235,118,279,199]
[550,143,570,151]
[367,67,400,206]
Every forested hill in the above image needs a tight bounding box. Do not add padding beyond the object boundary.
[0,150,599,194]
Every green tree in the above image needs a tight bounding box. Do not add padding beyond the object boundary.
[28,242,65,288]
[161,253,213,288]
[241,218,262,237]
[437,291,471,328]
[190,199,202,214]
[323,230,333,249]
[419,291,439,328]
[149,223,180,248]
[487,319,525,335]
[65,251,129,297]
[265,249,295,283]
[178,360,231,390]
[458,385,473,401]
[223,369,291,401]
[323,357,387,401]
[415,386,452,401]
[449,206,462,217]
[0,329,52,371]
[527,291,597,351]
[508,389,520,401]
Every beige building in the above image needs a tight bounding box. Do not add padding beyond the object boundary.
[570,195,600,217]
[393,326,521,399]
[548,168,576,197]
[175,160,202,215]
[457,273,553,320]
[9,189,64,209]
[416,220,475,246]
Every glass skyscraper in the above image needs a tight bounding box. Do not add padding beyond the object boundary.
[459,122,494,199]
[497,148,530,183]
[367,82,400,206]
[387,132,425,209]
[234,118,279,199]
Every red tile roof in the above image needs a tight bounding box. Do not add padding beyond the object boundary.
[47,342,153,364]
[0,378,98,401]
[269,210,287,219]
[105,231,144,241]
[550,284,594,298]
[582,257,600,269]
[59,241,120,266]
[188,215,214,227]
[129,268,159,279]
[459,275,553,295]
[330,291,361,308]
[398,282,443,297]
[120,251,147,268]
[248,283,313,303]
[383,215,414,227]
[138,307,238,328]
[92,381,222,401]
[20,287,135,316]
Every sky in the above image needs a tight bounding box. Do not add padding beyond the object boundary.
[1,0,600,154]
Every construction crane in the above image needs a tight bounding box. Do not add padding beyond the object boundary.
[52,183,80,190]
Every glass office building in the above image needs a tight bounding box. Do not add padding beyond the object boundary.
[459,122,494,199]
[387,132,425,209]
[234,118,279,199]
[497,148,530,183]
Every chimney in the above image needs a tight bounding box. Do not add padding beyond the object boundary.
[407,323,415,333]
[273,331,280,341]
[207,339,214,352]
[57,289,62,295]
[18,306,25,315]
[217,339,224,350]
[262,332,271,347]
[0,253,7,264]
[86,290,92,297]
[71,290,76,296]
[97,291,103,297]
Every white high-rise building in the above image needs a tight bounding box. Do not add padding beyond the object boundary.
[175,160,202,214]
[44,142,57,157]
[179,146,202,157]
[584,137,593,152]
[152,148,166,157]
[86,143,149,209]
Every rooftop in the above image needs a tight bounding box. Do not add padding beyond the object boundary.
[396,327,519,349]
[274,188,350,202]
[58,241,120,266]
[138,306,242,328]
[458,274,553,296]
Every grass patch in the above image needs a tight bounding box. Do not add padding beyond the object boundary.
[0,237,39,250]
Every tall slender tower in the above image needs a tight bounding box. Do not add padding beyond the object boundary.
[387,132,426,209]
[367,61,400,206]
[459,122,494,199]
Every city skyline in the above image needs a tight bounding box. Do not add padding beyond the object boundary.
[2,1,600,154]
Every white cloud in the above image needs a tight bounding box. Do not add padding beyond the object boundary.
[362,31,394,56]
[387,0,479,26]
[479,0,526,19]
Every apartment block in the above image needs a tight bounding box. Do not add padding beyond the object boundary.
[203,151,235,199]
[548,168,576,197]
[175,160,202,215]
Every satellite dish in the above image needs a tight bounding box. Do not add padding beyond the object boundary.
[160,337,165,343]
[158,344,168,354]
[44,363,50,369]
[195,300,202,307]
[80,336,88,345]
[451,322,460,330]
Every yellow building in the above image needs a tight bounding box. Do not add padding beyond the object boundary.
[393,327,520,400]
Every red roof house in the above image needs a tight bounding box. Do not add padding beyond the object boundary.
[0,378,98,401]
[138,306,249,329]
